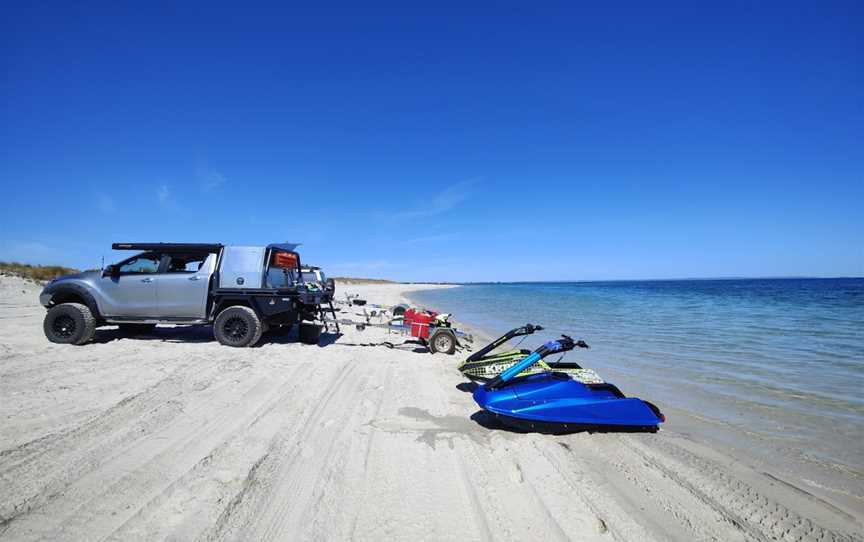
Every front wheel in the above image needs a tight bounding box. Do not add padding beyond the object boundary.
[43,303,97,345]
[213,306,264,347]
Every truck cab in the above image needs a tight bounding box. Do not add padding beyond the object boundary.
[94,246,218,319]
[40,242,334,347]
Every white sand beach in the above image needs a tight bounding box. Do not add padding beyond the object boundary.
[0,275,860,541]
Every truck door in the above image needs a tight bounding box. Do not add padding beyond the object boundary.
[156,252,215,319]
[98,252,161,317]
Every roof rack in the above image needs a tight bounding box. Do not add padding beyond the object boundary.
[111,243,224,252]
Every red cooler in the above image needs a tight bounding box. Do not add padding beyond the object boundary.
[403,308,436,339]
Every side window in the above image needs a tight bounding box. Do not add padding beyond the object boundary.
[166,253,209,274]
[118,253,161,274]
[266,267,295,288]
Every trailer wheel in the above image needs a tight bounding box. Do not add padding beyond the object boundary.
[299,323,321,345]
[429,330,456,355]
[214,306,264,347]
[43,303,97,345]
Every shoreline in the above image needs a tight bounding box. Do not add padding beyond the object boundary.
[404,283,864,534]
[0,276,860,541]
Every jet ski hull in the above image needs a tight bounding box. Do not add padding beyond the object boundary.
[473,372,664,433]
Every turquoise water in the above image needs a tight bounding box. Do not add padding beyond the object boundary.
[411,278,864,475]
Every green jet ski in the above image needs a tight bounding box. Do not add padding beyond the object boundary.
[458,324,604,384]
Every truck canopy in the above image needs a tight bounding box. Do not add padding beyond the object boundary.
[219,246,267,289]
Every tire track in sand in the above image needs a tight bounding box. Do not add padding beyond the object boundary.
[618,435,860,542]
[202,361,362,542]
[537,438,691,542]
[345,364,395,541]
[102,362,319,541]
[253,364,374,542]
[0,359,295,540]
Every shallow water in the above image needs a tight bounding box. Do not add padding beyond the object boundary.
[411,278,864,476]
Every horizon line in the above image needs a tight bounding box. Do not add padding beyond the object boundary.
[401,275,864,285]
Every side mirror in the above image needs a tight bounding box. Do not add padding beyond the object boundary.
[103,265,119,277]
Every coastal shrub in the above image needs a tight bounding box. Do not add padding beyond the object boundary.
[0,261,80,282]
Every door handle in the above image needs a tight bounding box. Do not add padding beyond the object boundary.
[141,278,154,283]
[188,276,201,281]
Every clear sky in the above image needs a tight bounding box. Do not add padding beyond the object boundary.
[1,2,861,282]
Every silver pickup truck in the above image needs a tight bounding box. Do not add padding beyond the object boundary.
[39,242,335,347]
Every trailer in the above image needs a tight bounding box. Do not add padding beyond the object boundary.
[325,307,472,355]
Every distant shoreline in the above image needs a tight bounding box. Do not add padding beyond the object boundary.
[404,276,864,286]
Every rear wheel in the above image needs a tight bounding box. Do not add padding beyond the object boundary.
[429,330,456,355]
[299,323,321,345]
[43,303,96,345]
[214,306,264,347]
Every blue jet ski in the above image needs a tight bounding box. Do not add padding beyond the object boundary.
[472,335,665,433]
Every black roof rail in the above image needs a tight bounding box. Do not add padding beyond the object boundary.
[111,243,223,252]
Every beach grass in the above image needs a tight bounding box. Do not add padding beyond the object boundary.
[0,261,81,283]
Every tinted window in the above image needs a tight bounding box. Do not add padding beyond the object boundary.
[267,267,296,288]
[119,254,160,274]
[166,253,208,273]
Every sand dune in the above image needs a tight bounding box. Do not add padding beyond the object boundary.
[0,276,860,541]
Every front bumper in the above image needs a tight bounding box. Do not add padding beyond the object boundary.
[39,292,53,307]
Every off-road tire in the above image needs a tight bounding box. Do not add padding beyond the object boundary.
[118,323,157,335]
[391,304,408,317]
[299,323,321,345]
[429,330,456,355]
[214,306,264,347]
[43,303,97,345]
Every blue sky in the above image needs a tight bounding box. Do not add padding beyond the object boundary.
[1,2,861,282]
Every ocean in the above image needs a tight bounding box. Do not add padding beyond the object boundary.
[410,278,864,480]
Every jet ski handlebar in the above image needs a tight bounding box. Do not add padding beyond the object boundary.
[538,335,589,355]
[485,334,590,390]
[465,323,544,363]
